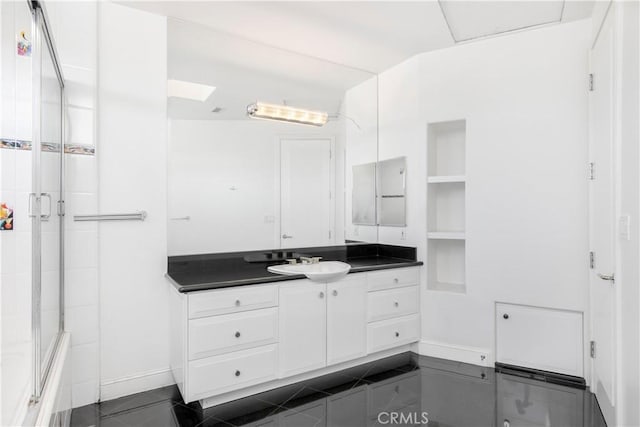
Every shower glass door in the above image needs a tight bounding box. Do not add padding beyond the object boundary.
[31,1,64,398]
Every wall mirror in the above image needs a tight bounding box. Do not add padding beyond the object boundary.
[166,19,378,255]
[351,162,377,226]
[351,156,407,228]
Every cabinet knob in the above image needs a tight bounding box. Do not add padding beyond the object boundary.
[394,301,399,307]
[503,314,509,319]
[235,299,241,306]
[319,292,325,299]
[395,331,400,337]
[393,278,399,284]
[235,370,241,377]
[332,290,338,296]
[235,331,241,338]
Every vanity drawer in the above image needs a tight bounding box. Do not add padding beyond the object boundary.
[367,268,419,291]
[188,344,277,399]
[189,308,278,360]
[188,285,278,319]
[368,286,419,322]
[367,314,419,354]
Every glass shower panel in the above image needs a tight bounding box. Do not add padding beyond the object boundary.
[38,36,62,377]
[0,1,35,422]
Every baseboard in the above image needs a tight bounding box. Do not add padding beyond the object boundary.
[100,367,175,401]
[418,340,493,367]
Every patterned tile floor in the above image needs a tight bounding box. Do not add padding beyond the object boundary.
[71,353,607,426]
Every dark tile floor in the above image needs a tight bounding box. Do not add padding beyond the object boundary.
[71,353,607,427]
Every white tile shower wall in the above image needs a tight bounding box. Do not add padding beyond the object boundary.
[46,1,99,408]
[1,2,35,424]
[97,2,170,400]
[369,21,591,366]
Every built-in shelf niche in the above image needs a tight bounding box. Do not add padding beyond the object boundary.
[427,182,465,233]
[427,119,466,293]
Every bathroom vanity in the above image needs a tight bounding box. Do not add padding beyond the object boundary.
[166,244,422,407]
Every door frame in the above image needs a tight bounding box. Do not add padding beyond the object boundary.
[273,135,336,248]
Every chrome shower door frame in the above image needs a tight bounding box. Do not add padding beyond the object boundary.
[29,0,66,401]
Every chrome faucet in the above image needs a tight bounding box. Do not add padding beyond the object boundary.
[300,256,322,264]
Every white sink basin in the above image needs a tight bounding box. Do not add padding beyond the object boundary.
[268,261,351,283]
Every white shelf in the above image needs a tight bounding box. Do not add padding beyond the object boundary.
[427,175,466,184]
[427,281,466,294]
[427,119,467,294]
[427,231,465,240]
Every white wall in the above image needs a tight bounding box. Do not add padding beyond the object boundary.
[49,1,100,409]
[168,119,344,255]
[617,3,640,425]
[367,21,592,365]
[97,2,169,400]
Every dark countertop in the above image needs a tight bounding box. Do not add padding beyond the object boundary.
[166,244,423,293]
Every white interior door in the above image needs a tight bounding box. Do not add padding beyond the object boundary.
[280,138,333,248]
[589,8,618,421]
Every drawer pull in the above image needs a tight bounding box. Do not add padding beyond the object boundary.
[393,278,399,284]
[235,299,241,306]
[394,301,399,307]
[235,331,241,338]
[395,331,400,337]
[235,370,241,377]
[319,292,325,299]
[332,290,338,296]
[503,314,509,319]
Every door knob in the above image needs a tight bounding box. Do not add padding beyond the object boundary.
[282,234,293,239]
[319,292,325,298]
[503,314,509,319]
[597,273,615,283]
[235,331,241,338]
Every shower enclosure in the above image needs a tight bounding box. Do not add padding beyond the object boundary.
[30,0,65,400]
[0,1,66,423]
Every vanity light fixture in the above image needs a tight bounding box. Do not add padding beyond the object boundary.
[246,102,328,127]
[167,79,216,102]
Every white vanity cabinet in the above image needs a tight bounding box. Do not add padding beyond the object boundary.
[279,280,328,377]
[279,274,368,376]
[366,267,420,353]
[169,266,421,406]
[326,275,368,365]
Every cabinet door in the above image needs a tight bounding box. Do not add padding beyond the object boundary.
[279,280,327,377]
[327,275,367,365]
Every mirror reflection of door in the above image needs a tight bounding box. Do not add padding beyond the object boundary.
[280,138,334,248]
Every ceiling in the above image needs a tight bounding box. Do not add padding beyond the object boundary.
[123,1,595,74]
[120,1,595,120]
